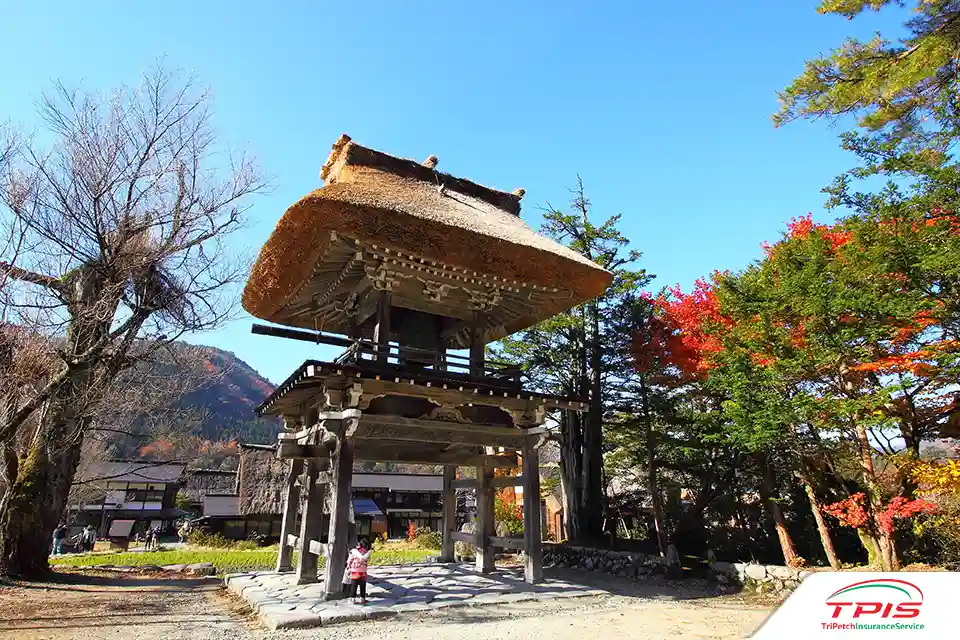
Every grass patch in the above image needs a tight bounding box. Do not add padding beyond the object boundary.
[50,546,439,574]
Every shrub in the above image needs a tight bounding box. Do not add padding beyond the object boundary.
[494,493,523,535]
[234,540,260,551]
[413,527,442,550]
[188,529,232,549]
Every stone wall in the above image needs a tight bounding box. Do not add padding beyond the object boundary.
[542,543,669,578]
[540,543,813,597]
[709,561,812,594]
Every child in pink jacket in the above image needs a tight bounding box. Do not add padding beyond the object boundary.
[346,539,372,604]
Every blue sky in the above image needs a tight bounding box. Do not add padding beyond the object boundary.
[0,1,905,384]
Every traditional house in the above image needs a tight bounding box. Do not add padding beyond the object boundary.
[71,460,189,537]
[192,443,446,541]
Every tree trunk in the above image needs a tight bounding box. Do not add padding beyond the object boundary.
[639,377,668,556]
[797,469,841,569]
[558,409,585,543]
[757,455,799,566]
[857,528,882,566]
[853,422,898,571]
[0,417,84,577]
[582,301,604,545]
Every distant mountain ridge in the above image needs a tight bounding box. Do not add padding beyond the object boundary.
[179,345,281,444]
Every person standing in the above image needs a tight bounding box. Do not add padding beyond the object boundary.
[346,538,372,605]
[51,523,68,555]
[83,525,96,552]
[143,526,154,550]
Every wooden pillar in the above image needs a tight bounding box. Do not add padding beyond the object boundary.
[275,458,304,572]
[522,442,543,583]
[322,435,355,598]
[295,459,324,584]
[469,311,485,377]
[374,290,392,365]
[475,463,495,572]
[440,465,457,562]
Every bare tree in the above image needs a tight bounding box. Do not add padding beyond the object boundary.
[0,66,265,577]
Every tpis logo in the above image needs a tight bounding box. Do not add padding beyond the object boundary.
[825,578,923,620]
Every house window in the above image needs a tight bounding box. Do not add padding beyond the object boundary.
[224,520,245,539]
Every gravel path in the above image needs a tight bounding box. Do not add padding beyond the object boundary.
[0,569,771,640]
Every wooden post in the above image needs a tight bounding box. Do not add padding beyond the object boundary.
[475,463,495,572]
[440,465,456,562]
[374,290,392,365]
[469,311,485,377]
[322,435,355,598]
[275,458,304,572]
[522,442,543,583]
[295,459,324,584]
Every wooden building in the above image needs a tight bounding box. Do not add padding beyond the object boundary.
[193,443,446,541]
[72,460,189,538]
[243,135,611,595]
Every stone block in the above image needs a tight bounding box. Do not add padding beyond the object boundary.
[768,565,796,580]
[363,606,398,620]
[745,564,768,581]
[262,609,322,631]
[163,564,187,572]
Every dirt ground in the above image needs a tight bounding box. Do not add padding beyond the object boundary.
[0,569,773,640]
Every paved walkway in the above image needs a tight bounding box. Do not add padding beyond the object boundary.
[225,563,609,630]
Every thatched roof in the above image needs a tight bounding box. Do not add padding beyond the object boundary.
[237,444,287,516]
[242,135,612,338]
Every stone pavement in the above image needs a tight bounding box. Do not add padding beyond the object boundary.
[224,562,610,630]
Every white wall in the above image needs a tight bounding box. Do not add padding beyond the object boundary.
[353,474,442,491]
[203,495,240,517]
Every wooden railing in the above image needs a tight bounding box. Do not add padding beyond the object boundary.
[250,324,523,390]
[333,339,522,389]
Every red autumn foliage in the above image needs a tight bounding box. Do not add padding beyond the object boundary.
[775,213,853,253]
[823,492,936,534]
[652,274,733,377]
[876,496,937,534]
[823,492,870,529]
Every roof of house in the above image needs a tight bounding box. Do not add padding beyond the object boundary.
[241,134,612,339]
[82,461,187,484]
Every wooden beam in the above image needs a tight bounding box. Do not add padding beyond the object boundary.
[492,474,523,488]
[440,465,456,562]
[286,534,299,549]
[522,442,543,584]
[308,540,328,557]
[451,478,478,490]
[322,437,355,599]
[353,446,520,468]
[489,536,525,550]
[450,531,474,543]
[475,464,494,573]
[275,458,304,572]
[251,323,354,348]
[295,459,324,584]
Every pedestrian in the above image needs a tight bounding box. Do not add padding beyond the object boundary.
[144,526,154,550]
[83,525,96,552]
[51,522,68,555]
[152,526,161,550]
[346,538,372,605]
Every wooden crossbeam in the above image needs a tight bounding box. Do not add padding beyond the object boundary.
[450,531,474,543]
[451,478,478,490]
[353,446,520,468]
[491,475,523,488]
[489,536,525,550]
[286,534,299,549]
[309,540,328,557]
